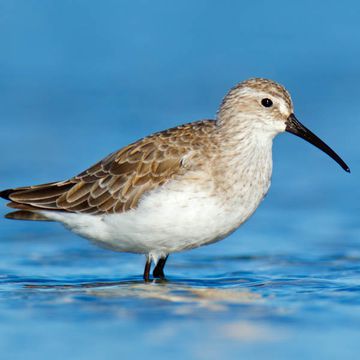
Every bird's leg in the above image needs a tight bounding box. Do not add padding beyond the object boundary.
[143,256,152,282]
[153,255,169,279]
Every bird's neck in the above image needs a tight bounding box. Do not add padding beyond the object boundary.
[212,118,275,207]
[215,116,276,164]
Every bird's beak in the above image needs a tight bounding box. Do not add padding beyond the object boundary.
[286,113,350,173]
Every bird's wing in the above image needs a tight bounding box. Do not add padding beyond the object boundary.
[1,120,215,215]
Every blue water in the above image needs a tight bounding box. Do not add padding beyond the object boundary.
[0,1,359,359]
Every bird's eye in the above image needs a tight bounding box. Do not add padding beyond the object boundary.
[261,98,273,108]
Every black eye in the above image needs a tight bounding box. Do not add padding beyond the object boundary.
[261,98,273,108]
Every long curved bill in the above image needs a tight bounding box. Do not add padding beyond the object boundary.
[286,113,350,173]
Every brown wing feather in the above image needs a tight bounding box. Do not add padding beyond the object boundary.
[1,120,216,216]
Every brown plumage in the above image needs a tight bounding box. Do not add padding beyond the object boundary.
[0,78,349,281]
[0,120,216,219]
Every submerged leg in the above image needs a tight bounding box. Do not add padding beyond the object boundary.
[153,255,169,279]
[143,257,152,282]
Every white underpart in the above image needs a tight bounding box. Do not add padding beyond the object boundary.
[41,125,283,263]
[43,181,234,264]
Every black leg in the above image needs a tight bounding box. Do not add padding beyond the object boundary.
[153,255,169,279]
[143,257,152,282]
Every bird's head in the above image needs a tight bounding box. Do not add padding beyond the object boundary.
[217,78,350,172]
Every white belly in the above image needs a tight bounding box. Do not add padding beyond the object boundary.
[42,175,268,259]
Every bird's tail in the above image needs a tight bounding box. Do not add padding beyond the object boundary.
[4,210,51,221]
[0,182,72,221]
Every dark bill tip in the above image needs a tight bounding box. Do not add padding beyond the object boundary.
[286,113,350,173]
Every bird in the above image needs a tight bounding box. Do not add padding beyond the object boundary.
[0,78,350,281]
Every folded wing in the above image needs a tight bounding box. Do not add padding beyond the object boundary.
[1,120,215,218]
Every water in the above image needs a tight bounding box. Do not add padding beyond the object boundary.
[0,1,359,359]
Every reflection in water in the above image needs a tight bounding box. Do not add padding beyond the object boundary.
[221,321,286,342]
[23,279,286,343]
[26,280,262,311]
